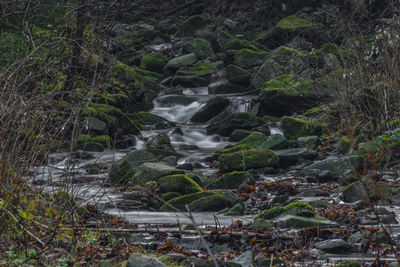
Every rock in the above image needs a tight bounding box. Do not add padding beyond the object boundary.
[188,193,232,212]
[259,74,317,116]
[76,134,110,152]
[190,96,230,123]
[158,174,203,195]
[342,179,392,203]
[207,112,264,136]
[132,162,184,185]
[334,260,362,267]
[305,156,360,177]
[165,53,197,71]
[146,148,183,161]
[218,149,279,172]
[337,136,352,154]
[347,230,370,244]
[208,171,255,189]
[161,192,181,201]
[232,251,254,267]
[84,116,107,134]
[251,46,307,89]
[148,133,175,152]
[108,150,158,185]
[256,202,314,220]
[226,64,251,85]
[295,189,329,197]
[258,134,292,150]
[314,239,353,254]
[137,111,172,126]
[184,38,215,59]
[275,148,318,167]
[160,191,230,212]
[281,116,322,140]
[256,15,326,49]
[122,191,148,201]
[249,218,273,231]
[225,203,245,216]
[235,132,269,148]
[116,199,146,210]
[178,15,207,36]
[229,129,253,142]
[222,39,259,52]
[127,253,167,267]
[177,162,194,170]
[159,253,187,264]
[161,156,177,165]
[297,136,320,150]
[171,63,216,87]
[215,144,252,155]
[140,52,168,73]
[208,80,247,94]
[234,49,268,68]
[276,215,338,228]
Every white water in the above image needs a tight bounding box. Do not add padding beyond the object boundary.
[151,101,205,123]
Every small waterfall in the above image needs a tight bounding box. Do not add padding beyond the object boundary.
[169,126,230,150]
[228,96,252,113]
[269,121,283,135]
[151,101,205,123]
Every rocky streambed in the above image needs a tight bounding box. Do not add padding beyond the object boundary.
[30,2,400,266]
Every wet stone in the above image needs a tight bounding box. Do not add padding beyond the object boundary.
[314,239,353,254]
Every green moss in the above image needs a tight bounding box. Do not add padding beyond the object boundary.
[222,39,259,52]
[208,171,254,189]
[218,148,279,172]
[215,144,252,155]
[255,201,314,220]
[176,63,216,77]
[234,48,269,68]
[271,46,306,57]
[185,38,215,59]
[276,15,323,30]
[77,134,111,151]
[188,194,231,212]
[140,52,168,73]
[158,174,203,195]
[337,136,351,154]
[261,74,312,97]
[109,158,135,185]
[161,192,181,202]
[236,132,269,148]
[226,64,250,85]
[159,191,221,211]
[281,116,322,140]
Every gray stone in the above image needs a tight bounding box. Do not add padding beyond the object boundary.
[276,215,338,228]
[314,239,353,254]
[207,112,264,136]
[190,96,230,123]
[127,253,167,267]
[304,156,360,177]
[258,134,291,150]
[132,162,184,184]
[297,136,320,149]
[295,189,329,197]
[208,80,247,94]
[276,148,318,167]
[84,116,107,133]
[347,230,370,244]
[165,53,197,70]
[342,179,392,203]
[232,251,254,267]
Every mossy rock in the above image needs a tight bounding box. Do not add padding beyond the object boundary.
[77,134,111,151]
[158,174,203,195]
[342,179,392,203]
[131,162,184,185]
[337,136,351,154]
[256,201,314,220]
[188,193,232,212]
[281,116,322,140]
[184,38,215,59]
[84,116,107,134]
[165,53,197,71]
[160,191,222,211]
[161,192,181,202]
[172,63,216,87]
[206,112,264,136]
[208,171,254,189]
[234,48,268,68]
[137,111,169,125]
[296,136,320,150]
[226,64,250,85]
[222,39,259,52]
[215,144,253,155]
[218,148,279,172]
[276,215,337,228]
[259,74,316,116]
[276,15,321,30]
[178,15,207,36]
[236,132,269,148]
[140,52,168,73]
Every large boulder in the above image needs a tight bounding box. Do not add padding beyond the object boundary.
[177,15,207,36]
[140,52,168,73]
[234,48,269,68]
[165,53,197,71]
[208,171,255,189]
[190,96,229,123]
[259,74,318,116]
[131,162,184,185]
[258,134,292,150]
[171,63,216,87]
[218,148,279,172]
[251,46,308,89]
[158,174,203,195]
[184,38,215,59]
[207,112,264,136]
[235,132,269,148]
[226,64,251,85]
[304,155,360,178]
[108,150,158,185]
[342,179,392,203]
[281,116,322,140]
[314,239,353,254]
[297,135,320,150]
[256,201,314,220]
[147,133,175,152]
